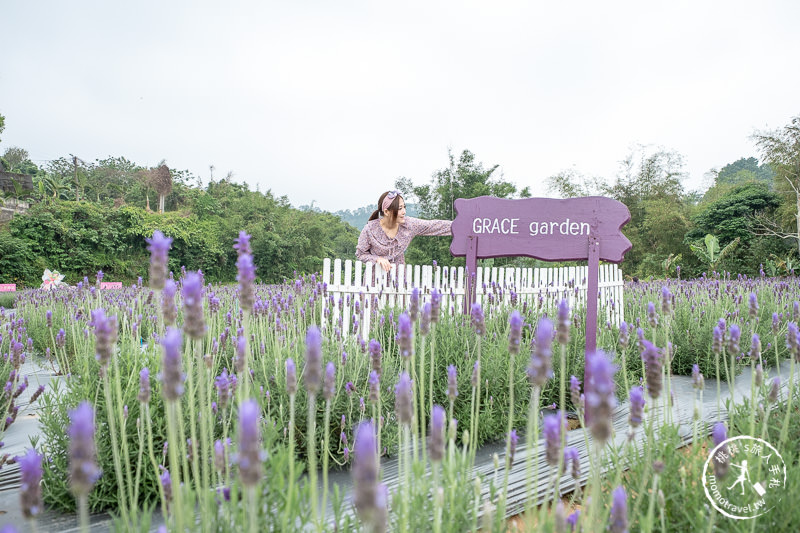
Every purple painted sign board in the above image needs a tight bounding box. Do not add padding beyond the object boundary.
[450,196,631,415]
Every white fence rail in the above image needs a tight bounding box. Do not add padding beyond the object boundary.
[321,258,624,339]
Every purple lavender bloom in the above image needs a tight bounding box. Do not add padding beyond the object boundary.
[507,429,519,465]
[755,363,764,387]
[303,326,323,394]
[608,486,628,533]
[691,364,704,390]
[160,328,184,402]
[234,335,247,374]
[56,328,66,348]
[647,301,658,327]
[641,340,663,399]
[712,325,724,354]
[397,312,413,358]
[446,364,458,401]
[748,292,758,319]
[237,399,264,486]
[214,439,226,473]
[428,405,446,462]
[430,289,442,323]
[345,381,355,395]
[91,309,118,372]
[420,302,431,336]
[787,322,800,358]
[751,333,762,363]
[369,339,382,375]
[508,310,523,355]
[68,401,101,496]
[234,231,252,256]
[628,386,644,428]
[772,312,780,334]
[46,310,52,328]
[352,421,380,529]
[712,422,730,478]
[394,372,413,426]
[585,350,617,443]
[543,412,565,467]
[18,448,42,518]
[768,377,780,404]
[564,446,580,480]
[409,287,419,322]
[162,280,178,326]
[661,286,672,315]
[181,272,206,340]
[556,299,570,345]
[528,317,554,387]
[215,369,234,409]
[146,230,173,290]
[138,367,151,404]
[236,251,256,313]
[323,362,336,401]
[569,376,582,411]
[286,359,297,395]
[470,303,485,336]
[618,321,629,349]
[368,371,380,404]
[727,324,741,356]
[160,467,172,502]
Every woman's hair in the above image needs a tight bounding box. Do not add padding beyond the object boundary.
[368,191,402,221]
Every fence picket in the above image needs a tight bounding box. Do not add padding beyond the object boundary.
[321,259,624,339]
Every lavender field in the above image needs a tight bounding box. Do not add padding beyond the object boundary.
[1,231,798,532]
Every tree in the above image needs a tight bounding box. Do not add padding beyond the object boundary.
[395,149,526,265]
[0,112,5,144]
[753,115,800,254]
[147,163,173,214]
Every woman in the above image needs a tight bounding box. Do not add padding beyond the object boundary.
[356,190,452,271]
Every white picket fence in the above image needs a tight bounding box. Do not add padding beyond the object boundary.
[321,258,624,339]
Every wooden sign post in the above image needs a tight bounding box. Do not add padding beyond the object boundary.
[450,195,631,398]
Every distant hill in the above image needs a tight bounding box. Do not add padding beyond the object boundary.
[299,203,419,230]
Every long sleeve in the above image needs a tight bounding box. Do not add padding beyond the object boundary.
[407,217,452,237]
[356,226,382,263]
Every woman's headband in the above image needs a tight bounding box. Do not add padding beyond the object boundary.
[381,190,400,214]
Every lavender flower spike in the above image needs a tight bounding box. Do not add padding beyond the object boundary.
[146,230,173,290]
[234,231,252,256]
[368,339,382,375]
[409,287,419,322]
[569,376,582,410]
[556,299,570,345]
[528,317,554,388]
[507,429,519,465]
[585,350,617,444]
[508,310,523,355]
[420,302,431,336]
[18,448,43,518]
[712,422,730,479]
[397,312,413,358]
[470,303,485,336]
[162,280,178,326]
[286,359,297,395]
[160,328,185,402]
[608,486,628,533]
[138,367,151,404]
[446,365,458,401]
[181,272,206,340]
[727,324,741,356]
[68,401,101,496]
[352,421,380,529]
[92,309,118,372]
[237,399,265,487]
[543,412,565,467]
[304,326,323,394]
[641,340,663,399]
[236,245,256,313]
[323,362,336,401]
[428,405,446,462]
[368,371,380,404]
[628,386,645,428]
[394,372,413,426]
[430,289,442,323]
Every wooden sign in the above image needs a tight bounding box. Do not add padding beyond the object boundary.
[450,195,631,356]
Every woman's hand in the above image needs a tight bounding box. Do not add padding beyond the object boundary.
[376,257,392,272]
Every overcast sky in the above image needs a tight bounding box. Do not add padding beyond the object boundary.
[2,1,798,212]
